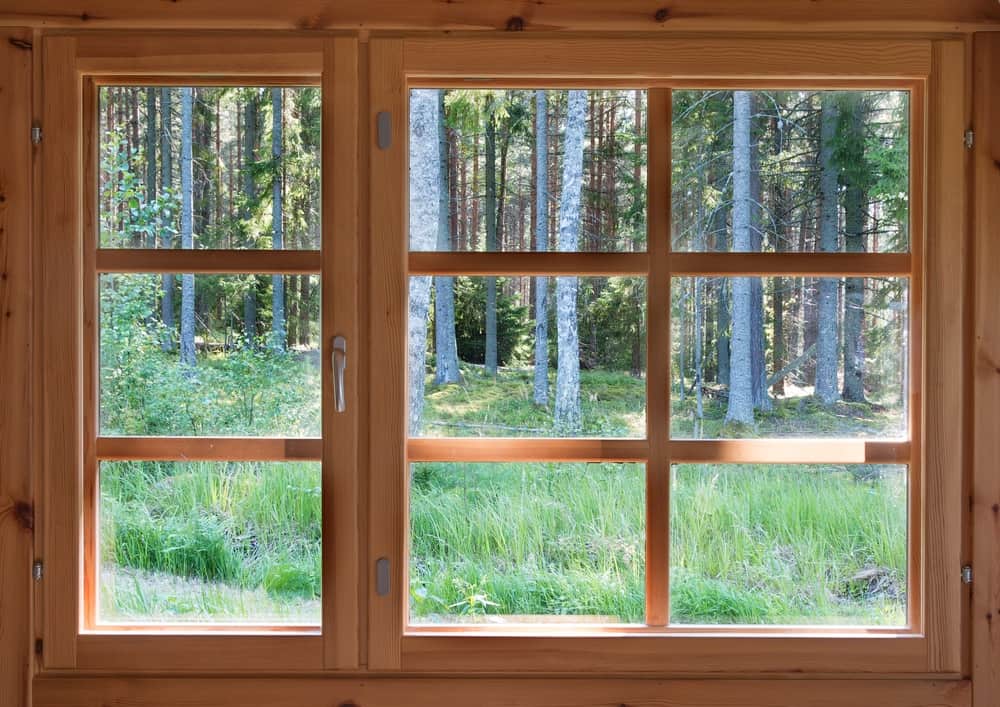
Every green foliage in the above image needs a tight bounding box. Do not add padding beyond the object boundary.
[451,278,531,366]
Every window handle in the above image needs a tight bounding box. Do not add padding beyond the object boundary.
[332,335,347,413]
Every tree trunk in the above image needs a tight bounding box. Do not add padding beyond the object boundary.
[749,103,771,413]
[484,105,498,376]
[533,90,550,406]
[725,90,754,426]
[407,90,441,433]
[243,89,259,346]
[271,88,286,350]
[816,94,841,405]
[434,92,462,385]
[144,88,157,248]
[179,88,196,368]
[160,88,175,352]
[554,90,587,434]
[842,95,867,402]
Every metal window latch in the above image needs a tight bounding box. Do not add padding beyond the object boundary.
[31,124,42,145]
[962,565,973,585]
[376,111,392,150]
[332,335,347,413]
[32,560,43,581]
[375,557,391,596]
[964,129,974,149]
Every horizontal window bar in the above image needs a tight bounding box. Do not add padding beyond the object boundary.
[669,439,910,464]
[669,252,911,277]
[96,436,322,461]
[408,252,649,276]
[407,438,649,462]
[96,249,322,274]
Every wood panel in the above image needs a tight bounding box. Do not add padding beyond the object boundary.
[404,38,932,80]
[2,0,998,32]
[972,32,1000,707]
[409,251,648,275]
[32,676,972,707]
[95,248,321,273]
[39,34,81,670]
[75,635,322,672]
[407,438,648,462]
[0,26,34,707]
[95,436,322,461]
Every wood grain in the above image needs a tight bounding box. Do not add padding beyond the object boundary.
[0,26,34,707]
[2,0,997,32]
[972,32,1000,707]
[409,251,648,275]
[95,436,322,461]
[32,676,972,707]
[407,438,648,462]
[95,248,321,273]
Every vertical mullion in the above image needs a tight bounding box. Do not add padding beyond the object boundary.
[645,87,671,627]
[82,78,98,631]
[323,37,361,670]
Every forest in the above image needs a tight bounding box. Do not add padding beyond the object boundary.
[98,85,909,627]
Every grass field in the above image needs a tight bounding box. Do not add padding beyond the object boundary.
[99,363,907,627]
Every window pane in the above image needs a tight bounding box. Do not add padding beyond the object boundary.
[98,86,321,249]
[408,276,646,438]
[99,461,320,625]
[670,464,907,626]
[408,89,647,253]
[671,90,909,253]
[100,273,320,436]
[410,462,644,625]
[670,276,908,439]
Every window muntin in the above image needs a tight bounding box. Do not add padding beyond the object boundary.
[90,84,322,631]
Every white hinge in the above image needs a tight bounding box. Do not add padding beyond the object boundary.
[31,124,42,145]
[32,560,43,581]
[961,564,973,585]
[964,129,974,149]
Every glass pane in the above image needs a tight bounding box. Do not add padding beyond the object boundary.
[408,276,646,438]
[670,464,907,626]
[670,276,908,439]
[99,461,321,625]
[671,90,909,253]
[100,273,320,436]
[98,86,321,249]
[410,462,644,625]
[408,89,647,253]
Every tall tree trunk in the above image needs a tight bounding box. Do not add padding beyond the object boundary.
[434,92,462,385]
[749,101,771,413]
[243,89,259,346]
[271,88,286,350]
[484,105,499,376]
[533,90,550,406]
[725,91,754,426]
[816,95,841,404]
[407,90,441,433]
[160,89,175,351]
[554,90,587,434]
[179,88,196,368]
[841,95,867,402]
[144,88,158,247]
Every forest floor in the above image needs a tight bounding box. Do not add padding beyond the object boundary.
[100,364,908,627]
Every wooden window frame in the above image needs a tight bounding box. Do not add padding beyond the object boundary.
[36,33,361,672]
[367,36,968,674]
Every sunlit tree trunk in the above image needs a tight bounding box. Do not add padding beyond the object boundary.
[179,87,196,368]
[160,88,175,351]
[243,89,259,346]
[554,90,587,434]
[484,104,498,376]
[842,95,867,402]
[816,95,841,404]
[407,90,440,433]
[725,90,754,426]
[271,88,286,350]
[533,90,550,406]
[434,92,462,385]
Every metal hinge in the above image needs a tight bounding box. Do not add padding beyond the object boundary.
[961,564,973,585]
[32,560,43,581]
[964,129,974,149]
[34,639,43,656]
[31,124,42,145]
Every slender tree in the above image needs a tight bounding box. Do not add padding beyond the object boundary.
[484,100,499,376]
[841,94,867,402]
[815,94,841,404]
[179,87,196,368]
[160,88,175,352]
[533,90,550,406]
[554,90,587,434]
[725,91,754,425]
[407,89,441,433]
[271,88,286,350]
[243,89,259,346]
[434,91,462,384]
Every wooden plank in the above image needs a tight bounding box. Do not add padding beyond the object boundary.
[39,34,80,670]
[95,248,321,273]
[367,38,406,671]
[0,27,34,707]
[95,436,322,461]
[405,38,932,80]
[3,0,998,32]
[74,34,323,76]
[670,440,911,465]
[645,88,670,627]
[409,251,648,275]
[407,438,648,462]
[324,35,361,670]
[75,635,323,672]
[670,252,912,276]
[32,676,972,707]
[923,39,967,675]
[972,32,1000,707]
